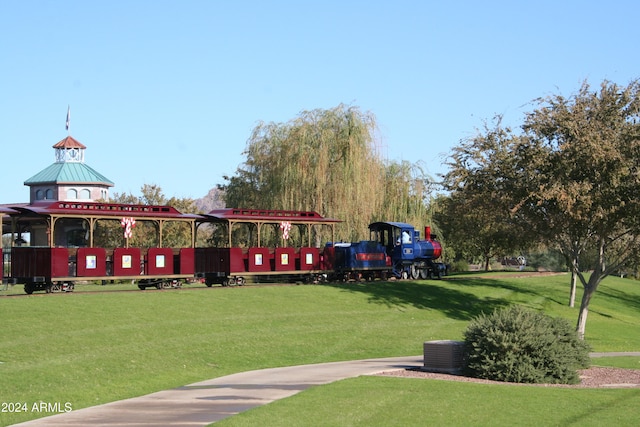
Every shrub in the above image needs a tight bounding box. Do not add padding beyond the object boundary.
[463,305,591,384]
[526,250,567,272]
[450,260,469,272]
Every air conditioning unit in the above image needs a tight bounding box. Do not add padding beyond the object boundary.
[423,340,465,373]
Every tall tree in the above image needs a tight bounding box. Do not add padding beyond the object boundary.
[377,160,435,228]
[440,121,536,270]
[514,80,640,338]
[444,80,640,338]
[221,104,435,242]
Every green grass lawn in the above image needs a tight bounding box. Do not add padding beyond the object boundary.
[216,376,640,427]
[1,272,639,426]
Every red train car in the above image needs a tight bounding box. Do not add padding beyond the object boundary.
[1,201,200,293]
[1,202,344,292]
[195,208,340,285]
[1,206,20,285]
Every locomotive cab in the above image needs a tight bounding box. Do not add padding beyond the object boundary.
[369,222,416,276]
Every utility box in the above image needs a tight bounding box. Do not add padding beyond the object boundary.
[423,340,465,374]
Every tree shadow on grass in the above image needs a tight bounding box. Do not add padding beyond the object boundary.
[449,273,573,308]
[324,278,514,321]
[596,286,640,313]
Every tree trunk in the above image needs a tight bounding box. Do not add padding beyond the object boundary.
[576,288,592,339]
[576,236,609,339]
[569,270,577,308]
[576,271,601,339]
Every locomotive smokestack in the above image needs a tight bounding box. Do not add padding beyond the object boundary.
[425,226,431,241]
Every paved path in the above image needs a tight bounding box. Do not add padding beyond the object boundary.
[590,352,640,357]
[13,356,423,427]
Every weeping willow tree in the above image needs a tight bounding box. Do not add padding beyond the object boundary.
[222,104,436,242]
[376,159,436,231]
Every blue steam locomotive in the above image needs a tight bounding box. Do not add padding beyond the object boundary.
[325,221,447,281]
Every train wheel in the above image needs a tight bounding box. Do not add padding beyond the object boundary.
[401,270,409,280]
[419,269,428,280]
[410,265,420,280]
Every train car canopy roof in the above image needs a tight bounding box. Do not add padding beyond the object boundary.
[7,200,199,220]
[203,208,341,224]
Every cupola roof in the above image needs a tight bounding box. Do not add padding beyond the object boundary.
[52,136,86,149]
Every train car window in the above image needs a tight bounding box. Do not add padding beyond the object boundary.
[156,254,165,268]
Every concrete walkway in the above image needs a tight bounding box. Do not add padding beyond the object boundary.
[589,352,640,358]
[13,356,423,427]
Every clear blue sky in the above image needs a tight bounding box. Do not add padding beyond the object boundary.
[2,0,638,204]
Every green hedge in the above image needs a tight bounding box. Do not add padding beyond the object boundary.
[463,305,591,384]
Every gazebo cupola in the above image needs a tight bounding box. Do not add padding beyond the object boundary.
[54,136,86,163]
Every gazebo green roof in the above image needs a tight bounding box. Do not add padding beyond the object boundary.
[24,162,114,186]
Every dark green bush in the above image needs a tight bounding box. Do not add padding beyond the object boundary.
[463,305,591,384]
[450,260,469,272]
